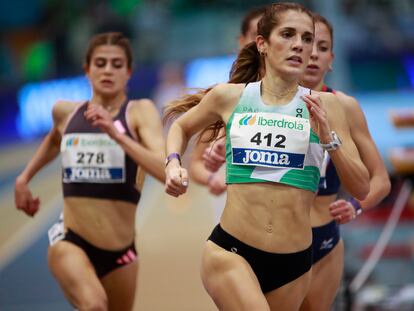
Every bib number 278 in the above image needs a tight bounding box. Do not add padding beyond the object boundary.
[76,152,105,165]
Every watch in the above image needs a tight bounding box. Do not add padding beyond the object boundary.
[165,152,181,167]
[320,131,342,151]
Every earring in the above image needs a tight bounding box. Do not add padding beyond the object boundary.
[328,64,333,72]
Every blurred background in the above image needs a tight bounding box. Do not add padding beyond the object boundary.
[0,0,413,310]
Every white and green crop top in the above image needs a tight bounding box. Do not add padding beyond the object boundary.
[226,81,324,192]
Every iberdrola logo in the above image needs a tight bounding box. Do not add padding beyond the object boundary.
[66,137,79,147]
[239,114,257,126]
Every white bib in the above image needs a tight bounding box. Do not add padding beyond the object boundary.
[48,221,64,246]
[229,112,310,169]
[61,133,125,183]
[318,151,330,189]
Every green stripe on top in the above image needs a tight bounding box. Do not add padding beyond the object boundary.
[279,166,321,192]
[310,130,320,143]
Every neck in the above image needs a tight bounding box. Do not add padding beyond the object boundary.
[90,92,127,112]
[261,75,298,105]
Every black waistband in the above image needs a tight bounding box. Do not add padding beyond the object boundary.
[209,223,312,258]
[208,224,312,293]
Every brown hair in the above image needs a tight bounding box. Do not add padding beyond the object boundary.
[84,32,133,69]
[313,13,334,50]
[164,2,314,142]
[257,2,313,41]
[164,42,262,142]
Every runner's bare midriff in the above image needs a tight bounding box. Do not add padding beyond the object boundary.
[63,197,137,250]
[311,194,337,227]
[221,182,314,253]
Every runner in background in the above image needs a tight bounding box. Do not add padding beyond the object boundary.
[14,32,165,311]
[298,14,390,311]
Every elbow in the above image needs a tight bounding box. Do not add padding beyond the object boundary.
[382,175,392,197]
[357,165,371,200]
[353,183,370,201]
[158,171,166,184]
[356,169,371,201]
[348,170,370,201]
[155,160,167,184]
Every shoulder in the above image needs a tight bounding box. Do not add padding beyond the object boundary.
[335,91,362,113]
[127,98,161,127]
[52,100,80,125]
[317,90,337,102]
[212,83,245,95]
[208,83,245,104]
[127,98,156,113]
[314,90,341,112]
[335,92,368,131]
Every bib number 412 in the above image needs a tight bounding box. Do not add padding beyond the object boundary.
[250,132,286,148]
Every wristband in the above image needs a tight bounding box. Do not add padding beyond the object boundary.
[165,153,181,167]
[113,120,126,134]
[349,197,363,216]
[207,173,215,184]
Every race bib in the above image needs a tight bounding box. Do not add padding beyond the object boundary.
[61,133,125,183]
[48,221,64,246]
[230,112,310,169]
[318,151,330,189]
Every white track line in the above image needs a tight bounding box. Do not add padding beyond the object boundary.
[349,180,413,293]
[0,194,62,271]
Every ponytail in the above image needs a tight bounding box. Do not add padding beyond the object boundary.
[163,86,213,125]
[229,42,263,84]
[164,42,263,142]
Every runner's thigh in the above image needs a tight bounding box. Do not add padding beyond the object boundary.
[48,241,107,310]
[201,241,270,311]
[101,260,138,311]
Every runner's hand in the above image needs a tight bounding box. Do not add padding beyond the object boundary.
[207,171,227,196]
[15,176,40,217]
[165,161,188,197]
[329,199,357,224]
[300,94,331,143]
[84,104,121,140]
[203,139,225,172]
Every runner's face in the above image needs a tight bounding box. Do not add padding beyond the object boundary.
[301,21,334,88]
[257,10,314,79]
[85,45,131,97]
